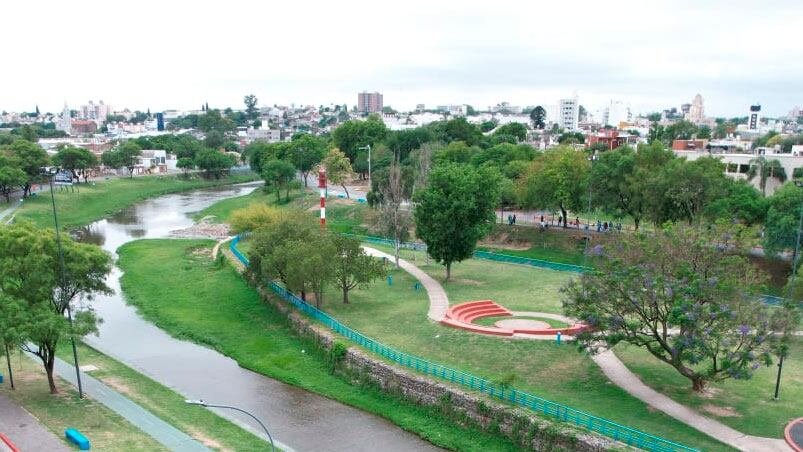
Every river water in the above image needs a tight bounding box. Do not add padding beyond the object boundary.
[76,182,441,452]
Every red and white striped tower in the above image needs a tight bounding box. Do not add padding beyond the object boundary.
[318,167,327,227]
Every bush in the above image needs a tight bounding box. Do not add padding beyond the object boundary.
[229,203,282,233]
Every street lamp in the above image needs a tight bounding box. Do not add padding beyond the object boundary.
[41,167,84,399]
[774,179,803,400]
[358,144,371,193]
[186,400,275,451]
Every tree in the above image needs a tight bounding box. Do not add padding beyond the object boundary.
[443,117,482,146]
[243,94,259,120]
[322,148,354,198]
[376,156,411,267]
[0,222,112,393]
[494,123,527,142]
[563,225,784,392]
[177,157,194,175]
[330,235,386,304]
[746,157,787,196]
[53,146,97,183]
[519,147,590,226]
[8,140,48,196]
[557,131,585,145]
[204,130,224,149]
[262,159,297,202]
[763,182,803,256]
[704,180,767,226]
[197,110,235,134]
[119,141,144,178]
[0,161,26,202]
[289,134,326,187]
[661,157,729,225]
[414,163,501,280]
[195,149,234,179]
[0,290,26,389]
[332,117,388,161]
[530,106,546,129]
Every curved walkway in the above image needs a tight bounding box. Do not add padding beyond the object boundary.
[364,245,794,451]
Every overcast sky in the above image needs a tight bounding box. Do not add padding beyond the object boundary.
[3,0,802,117]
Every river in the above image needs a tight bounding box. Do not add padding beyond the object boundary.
[76,182,441,452]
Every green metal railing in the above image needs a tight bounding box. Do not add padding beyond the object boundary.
[230,235,698,452]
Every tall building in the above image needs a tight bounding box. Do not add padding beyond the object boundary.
[558,95,579,131]
[56,103,71,133]
[686,94,705,123]
[748,104,761,130]
[602,100,632,127]
[80,100,111,122]
[357,91,383,114]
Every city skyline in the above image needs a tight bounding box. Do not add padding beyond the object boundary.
[2,0,801,117]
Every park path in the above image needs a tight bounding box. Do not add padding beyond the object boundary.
[592,351,791,451]
[362,246,449,321]
[48,355,211,452]
[0,393,69,451]
[364,244,793,451]
[0,200,21,224]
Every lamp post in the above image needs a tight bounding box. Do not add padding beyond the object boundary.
[358,144,371,193]
[774,179,803,400]
[186,400,275,451]
[42,167,84,399]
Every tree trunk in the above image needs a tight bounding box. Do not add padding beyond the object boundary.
[275,189,281,202]
[341,184,350,199]
[692,377,706,392]
[445,262,451,281]
[44,355,58,394]
[634,217,640,231]
[300,290,306,301]
[4,343,14,390]
[302,172,308,187]
[560,205,568,228]
[394,238,401,268]
[342,286,349,304]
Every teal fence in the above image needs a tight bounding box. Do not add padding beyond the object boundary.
[230,235,698,452]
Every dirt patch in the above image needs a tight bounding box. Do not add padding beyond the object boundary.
[191,247,214,259]
[191,430,228,451]
[101,376,132,395]
[701,404,741,417]
[171,217,231,239]
[696,387,723,399]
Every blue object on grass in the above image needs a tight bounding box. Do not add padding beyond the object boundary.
[65,428,90,450]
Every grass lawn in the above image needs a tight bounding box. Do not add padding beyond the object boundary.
[117,239,523,452]
[15,173,258,230]
[0,354,166,451]
[615,339,803,439]
[55,342,269,451]
[316,243,734,451]
[473,316,570,328]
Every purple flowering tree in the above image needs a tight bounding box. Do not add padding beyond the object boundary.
[563,224,788,392]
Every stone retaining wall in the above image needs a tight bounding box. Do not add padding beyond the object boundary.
[245,272,618,451]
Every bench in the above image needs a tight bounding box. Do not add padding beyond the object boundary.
[65,428,90,450]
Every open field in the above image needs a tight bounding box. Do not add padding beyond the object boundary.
[0,354,165,451]
[14,173,258,229]
[117,239,523,451]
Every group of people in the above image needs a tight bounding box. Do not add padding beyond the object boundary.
[504,212,623,233]
[507,214,518,225]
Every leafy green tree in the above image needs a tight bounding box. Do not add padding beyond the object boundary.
[0,222,112,393]
[519,147,590,226]
[563,224,784,392]
[289,134,326,186]
[529,106,546,129]
[322,148,354,198]
[661,157,729,225]
[432,141,479,165]
[704,180,767,226]
[479,120,497,133]
[763,182,803,256]
[0,290,26,389]
[243,94,259,120]
[443,117,482,146]
[557,131,585,145]
[204,130,225,149]
[494,123,527,142]
[177,157,194,175]
[197,110,236,134]
[746,157,787,196]
[332,117,388,161]
[53,146,97,183]
[262,159,297,201]
[384,128,433,161]
[102,141,142,178]
[330,234,386,303]
[194,149,234,179]
[0,159,26,202]
[414,163,501,280]
[8,140,48,196]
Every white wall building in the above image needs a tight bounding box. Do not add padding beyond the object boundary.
[557,96,579,131]
[601,100,632,127]
[675,149,803,195]
[685,94,705,123]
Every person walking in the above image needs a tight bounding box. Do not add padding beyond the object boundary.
[512,214,517,225]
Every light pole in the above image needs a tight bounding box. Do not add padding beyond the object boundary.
[42,167,84,399]
[774,179,803,400]
[358,144,371,193]
[186,400,275,451]
[583,153,598,259]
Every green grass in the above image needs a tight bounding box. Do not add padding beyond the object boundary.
[54,342,269,451]
[117,239,523,451]
[0,354,166,451]
[615,339,803,438]
[318,243,734,451]
[16,173,258,229]
[472,316,570,328]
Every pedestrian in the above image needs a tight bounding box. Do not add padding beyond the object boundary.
[513,214,517,225]
[540,215,544,223]
[508,214,512,225]
[575,217,579,228]
[603,221,608,232]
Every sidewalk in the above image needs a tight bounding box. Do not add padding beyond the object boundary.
[49,355,211,452]
[0,393,69,451]
[0,200,22,224]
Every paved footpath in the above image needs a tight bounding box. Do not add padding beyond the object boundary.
[49,355,211,452]
[363,246,449,321]
[0,393,69,451]
[0,200,22,224]
[592,351,791,452]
